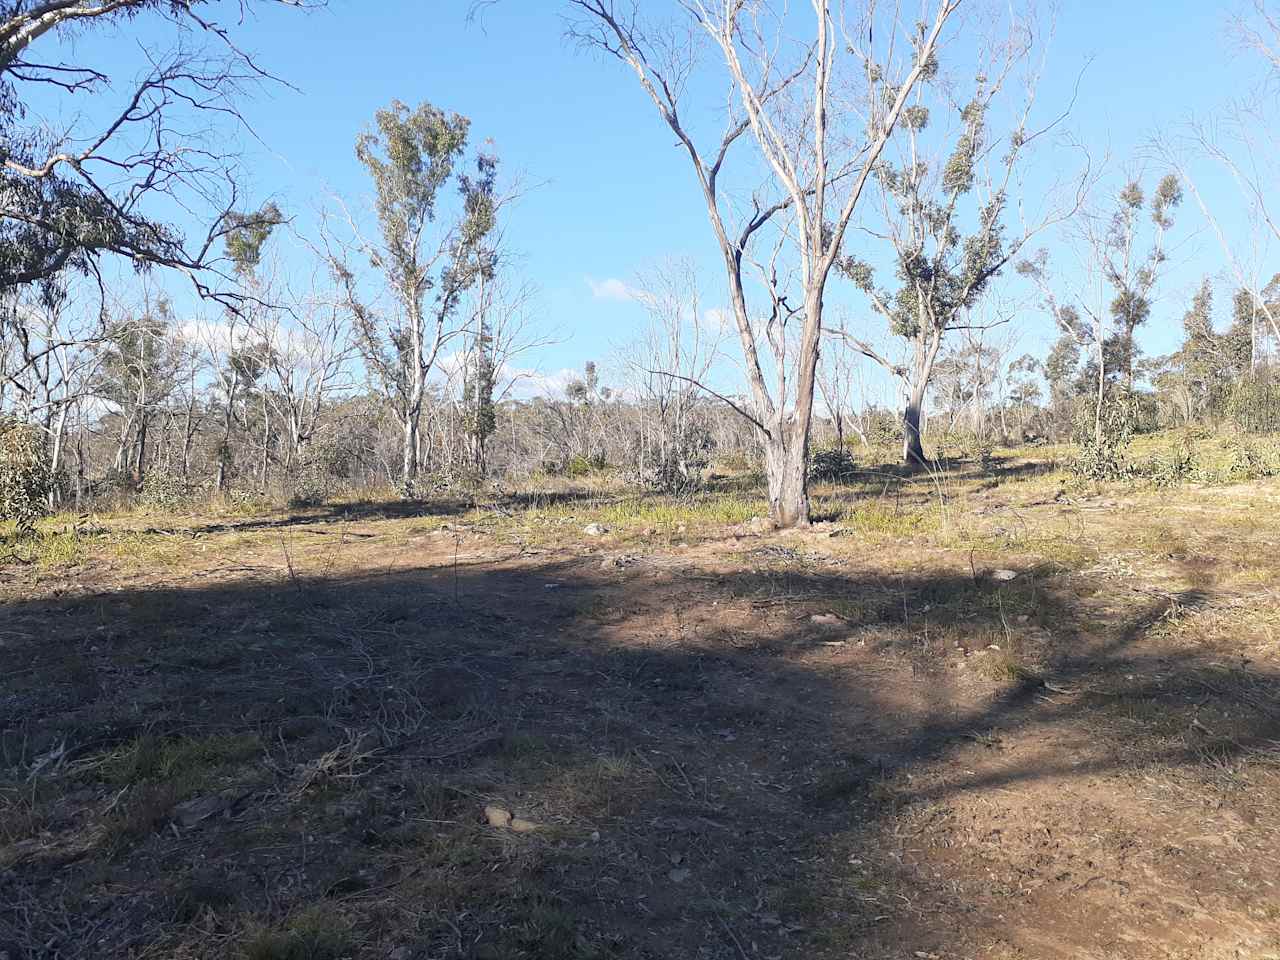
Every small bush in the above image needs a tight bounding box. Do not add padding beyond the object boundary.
[0,416,52,531]
[1070,392,1138,482]
[1224,375,1280,434]
[564,454,608,478]
[633,428,713,495]
[808,448,858,483]
[1133,442,1197,487]
[1226,441,1278,481]
[138,471,193,511]
[243,906,353,960]
[287,462,333,508]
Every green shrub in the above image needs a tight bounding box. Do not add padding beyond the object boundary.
[564,454,608,477]
[1133,442,1196,487]
[1224,375,1280,434]
[0,416,52,531]
[138,471,193,511]
[1070,392,1138,482]
[808,447,858,483]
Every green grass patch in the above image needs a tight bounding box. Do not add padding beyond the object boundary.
[242,906,354,960]
[96,732,263,787]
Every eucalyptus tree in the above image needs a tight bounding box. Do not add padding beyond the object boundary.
[1,0,317,302]
[1018,173,1182,446]
[1005,353,1043,438]
[332,100,498,494]
[0,281,101,503]
[830,10,1086,466]
[455,267,544,476]
[569,0,960,526]
[250,282,356,474]
[206,203,281,491]
[96,295,181,483]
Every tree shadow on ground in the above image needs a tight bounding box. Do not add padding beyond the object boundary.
[1,550,1277,958]
[161,489,629,537]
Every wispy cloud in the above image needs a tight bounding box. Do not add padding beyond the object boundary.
[433,351,579,401]
[586,276,639,302]
[504,366,580,400]
[701,307,733,332]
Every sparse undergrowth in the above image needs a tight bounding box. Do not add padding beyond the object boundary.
[2,439,1279,960]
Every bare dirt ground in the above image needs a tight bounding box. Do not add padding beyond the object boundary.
[3,457,1280,959]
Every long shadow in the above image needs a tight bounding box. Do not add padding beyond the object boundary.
[1,553,1276,958]
[161,488,626,537]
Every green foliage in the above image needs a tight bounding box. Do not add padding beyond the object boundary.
[356,99,470,274]
[0,416,51,531]
[636,426,713,495]
[564,454,608,478]
[242,906,353,960]
[1226,441,1279,480]
[1070,391,1138,481]
[941,98,986,195]
[138,471,192,511]
[1132,440,1197,487]
[808,447,859,483]
[286,440,354,507]
[223,203,283,276]
[1224,374,1280,434]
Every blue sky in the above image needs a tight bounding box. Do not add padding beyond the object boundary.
[29,1,1278,402]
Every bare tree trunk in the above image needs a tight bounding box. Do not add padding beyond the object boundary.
[1095,334,1106,447]
[763,425,810,529]
[133,414,148,484]
[402,411,419,491]
[48,403,68,509]
[903,387,928,469]
[74,414,86,513]
[215,368,239,493]
[258,393,270,492]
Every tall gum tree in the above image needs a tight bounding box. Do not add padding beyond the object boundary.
[1018,173,1183,447]
[331,100,499,494]
[569,0,960,527]
[830,8,1088,466]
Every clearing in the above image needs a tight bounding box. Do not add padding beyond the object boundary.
[2,451,1279,959]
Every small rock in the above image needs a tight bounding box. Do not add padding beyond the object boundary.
[668,867,691,883]
[483,805,512,828]
[991,569,1019,581]
[582,523,610,537]
[509,817,538,833]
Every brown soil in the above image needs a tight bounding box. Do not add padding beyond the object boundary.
[2,480,1279,959]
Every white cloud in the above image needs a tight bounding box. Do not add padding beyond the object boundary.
[504,366,580,400]
[176,317,329,365]
[177,318,249,353]
[586,276,639,302]
[431,352,579,401]
[701,307,732,332]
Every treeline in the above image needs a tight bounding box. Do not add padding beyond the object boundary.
[5,2,1280,529]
